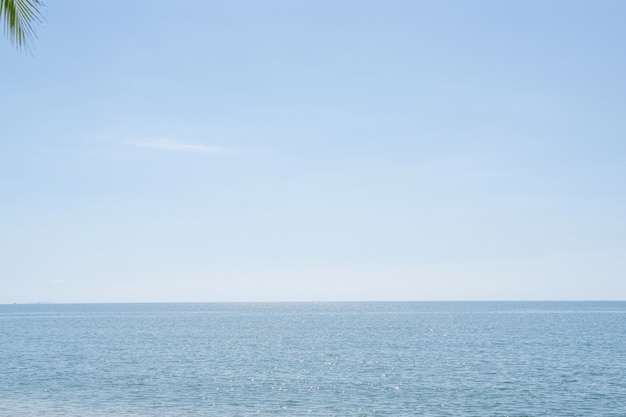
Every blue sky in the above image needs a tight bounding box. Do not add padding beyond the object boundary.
[1,0,625,302]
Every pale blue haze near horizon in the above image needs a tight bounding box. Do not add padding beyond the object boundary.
[1,1,626,303]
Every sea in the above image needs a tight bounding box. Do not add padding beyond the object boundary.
[0,301,625,417]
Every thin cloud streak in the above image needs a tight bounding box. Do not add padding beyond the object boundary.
[126,138,229,154]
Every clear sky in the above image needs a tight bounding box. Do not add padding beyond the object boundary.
[1,0,625,303]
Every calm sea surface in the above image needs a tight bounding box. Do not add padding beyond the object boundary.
[1,302,625,417]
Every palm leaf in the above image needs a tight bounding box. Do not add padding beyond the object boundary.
[1,0,44,49]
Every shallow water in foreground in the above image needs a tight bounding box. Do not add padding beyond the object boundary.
[1,301,625,416]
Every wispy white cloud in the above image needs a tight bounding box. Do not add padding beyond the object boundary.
[126,138,229,154]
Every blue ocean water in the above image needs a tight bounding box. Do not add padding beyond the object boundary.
[0,302,625,417]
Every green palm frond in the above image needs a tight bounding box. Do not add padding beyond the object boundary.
[1,0,44,49]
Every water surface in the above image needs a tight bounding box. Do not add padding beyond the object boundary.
[1,301,625,416]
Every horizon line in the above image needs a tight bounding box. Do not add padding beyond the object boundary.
[2,299,625,306]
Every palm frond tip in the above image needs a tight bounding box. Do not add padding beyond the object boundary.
[1,0,44,48]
